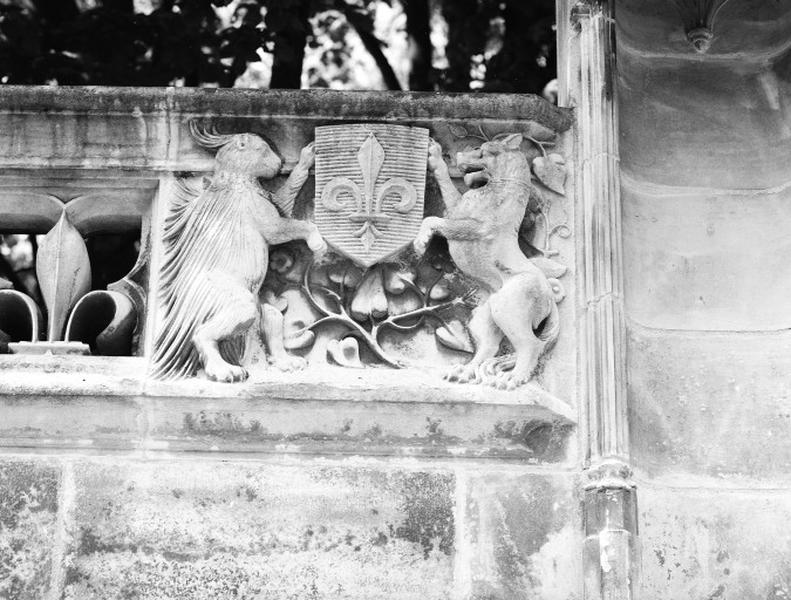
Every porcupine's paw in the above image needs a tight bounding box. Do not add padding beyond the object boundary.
[204,357,248,383]
[269,353,306,372]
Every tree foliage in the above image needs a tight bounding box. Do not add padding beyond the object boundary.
[0,0,556,93]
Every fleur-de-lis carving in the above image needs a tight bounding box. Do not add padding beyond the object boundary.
[321,132,416,252]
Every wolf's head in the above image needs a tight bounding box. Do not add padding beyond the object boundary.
[455,133,528,188]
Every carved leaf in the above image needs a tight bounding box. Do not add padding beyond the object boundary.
[386,291,422,317]
[350,268,388,321]
[37,211,91,342]
[328,337,364,368]
[284,330,315,351]
[435,320,474,354]
[530,256,568,279]
[327,263,363,288]
[429,278,451,301]
[382,266,416,295]
[532,153,567,194]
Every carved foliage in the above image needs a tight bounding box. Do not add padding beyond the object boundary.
[37,211,91,343]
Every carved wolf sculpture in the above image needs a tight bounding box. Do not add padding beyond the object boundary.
[414,134,561,389]
[151,123,326,382]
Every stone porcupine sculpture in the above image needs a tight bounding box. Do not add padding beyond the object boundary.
[151,122,326,382]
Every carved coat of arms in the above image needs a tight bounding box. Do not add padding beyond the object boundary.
[314,124,429,267]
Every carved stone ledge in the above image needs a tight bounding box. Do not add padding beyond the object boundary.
[0,87,572,174]
[0,354,575,461]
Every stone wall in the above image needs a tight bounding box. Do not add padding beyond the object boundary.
[618,1,791,598]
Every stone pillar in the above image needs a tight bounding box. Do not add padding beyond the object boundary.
[558,1,637,598]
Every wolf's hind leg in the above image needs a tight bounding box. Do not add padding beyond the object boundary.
[446,301,502,384]
[487,273,553,389]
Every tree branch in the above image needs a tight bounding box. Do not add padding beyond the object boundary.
[339,2,402,91]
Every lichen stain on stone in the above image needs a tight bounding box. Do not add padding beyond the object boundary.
[62,461,454,598]
[0,461,59,528]
[182,411,267,439]
[705,583,726,600]
[394,472,454,559]
[0,460,60,600]
[654,547,666,567]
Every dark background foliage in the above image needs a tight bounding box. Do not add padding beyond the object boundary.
[0,0,556,93]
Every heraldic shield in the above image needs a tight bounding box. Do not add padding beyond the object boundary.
[314,124,429,268]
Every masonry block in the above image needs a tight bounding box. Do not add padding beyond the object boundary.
[63,458,455,600]
[0,458,60,600]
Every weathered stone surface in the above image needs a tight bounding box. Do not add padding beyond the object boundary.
[618,0,791,57]
[627,325,791,478]
[64,458,455,600]
[622,180,791,331]
[0,355,575,461]
[0,394,143,451]
[459,472,580,600]
[0,87,571,176]
[618,46,791,189]
[639,482,791,600]
[0,458,60,600]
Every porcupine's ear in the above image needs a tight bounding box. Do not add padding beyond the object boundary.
[235,134,249,149]
[188,119,235,149]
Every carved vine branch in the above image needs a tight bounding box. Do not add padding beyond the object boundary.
[292,259,475,368]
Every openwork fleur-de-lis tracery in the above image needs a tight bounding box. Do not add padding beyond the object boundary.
[321,132,416,252]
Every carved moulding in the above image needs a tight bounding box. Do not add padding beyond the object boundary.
[671,0,733,53]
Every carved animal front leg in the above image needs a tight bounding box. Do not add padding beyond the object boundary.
[261,303,306,372]
[414,216,444,256]
[264,218,327,256]
[193,291,258,383]
[273,142,314,217]
[445,302,502,384]
[414,216,487,256]
[428,138,462,210]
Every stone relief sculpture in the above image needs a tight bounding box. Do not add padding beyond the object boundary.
[150,122,326,381]
[414,133,567,389]
[150,121,568,390]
